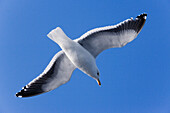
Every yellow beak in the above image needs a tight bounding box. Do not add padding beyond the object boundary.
[97,79,101,86]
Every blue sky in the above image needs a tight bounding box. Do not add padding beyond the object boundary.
[0,0,169,113]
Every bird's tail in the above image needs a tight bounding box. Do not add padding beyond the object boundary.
[47,27,70,45]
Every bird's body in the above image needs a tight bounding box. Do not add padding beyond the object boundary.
[47,27,99,81]
[16,13,147,97]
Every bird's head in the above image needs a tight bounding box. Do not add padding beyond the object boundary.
[89,69,101,86]
[96,70,101,86]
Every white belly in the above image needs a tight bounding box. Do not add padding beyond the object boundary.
[62,40,97,77]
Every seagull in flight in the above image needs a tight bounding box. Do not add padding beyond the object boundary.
[16,13,147,97]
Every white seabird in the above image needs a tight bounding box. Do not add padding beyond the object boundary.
[16,13,147,97]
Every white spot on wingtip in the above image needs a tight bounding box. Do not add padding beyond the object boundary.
[26,85,29,88]
[144,16,147,19]
[24,89,27,91]
[18,95,22,98]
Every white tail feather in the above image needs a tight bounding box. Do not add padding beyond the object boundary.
[47,27,70,44]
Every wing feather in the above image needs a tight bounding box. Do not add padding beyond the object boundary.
[16,51,76,97]
[75,13,147,57]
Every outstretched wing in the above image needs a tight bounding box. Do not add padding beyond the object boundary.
[16,51,76,97]
[75,13,147,57]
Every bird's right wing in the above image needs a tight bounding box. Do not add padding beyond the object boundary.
[75,13,147,58]
[16,51,76,97]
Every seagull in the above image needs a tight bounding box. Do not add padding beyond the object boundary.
[16,13,147,97]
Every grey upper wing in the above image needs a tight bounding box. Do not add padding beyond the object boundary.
[16,51,76,97]
[75,13,147,57]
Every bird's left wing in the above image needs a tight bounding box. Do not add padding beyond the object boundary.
[16,51,76,97]
[75,13,147,58]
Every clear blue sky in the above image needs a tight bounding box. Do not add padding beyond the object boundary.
[0,0,169,113]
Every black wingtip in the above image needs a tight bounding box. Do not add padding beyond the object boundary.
[15,86,26,98]
[16,92,22,98]
[15,86,45,98]
[15,90,43,98]
[134,13,147,33]
[136,13,147,19]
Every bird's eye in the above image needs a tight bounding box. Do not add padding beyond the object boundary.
[97,72,99,76]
